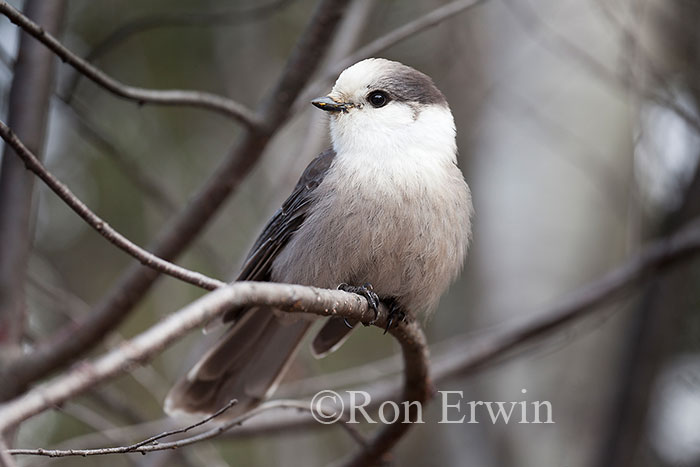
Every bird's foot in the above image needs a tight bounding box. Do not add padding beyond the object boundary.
[337,282,380,326]
[384,300,407,335]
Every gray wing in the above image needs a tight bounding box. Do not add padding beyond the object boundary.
[222,148,335,322]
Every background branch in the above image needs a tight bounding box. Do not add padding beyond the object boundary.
[0,282,427,467]
[0,1,260,127]
[0,0,351,397]
[3,218,700,461]
[62,0,296,102]
[0,119,226,292]
[0,0,66,410]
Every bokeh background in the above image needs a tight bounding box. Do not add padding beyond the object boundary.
[1,0,700,466]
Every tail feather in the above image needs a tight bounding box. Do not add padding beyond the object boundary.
[311,317,357,358]
[165,308,311,418]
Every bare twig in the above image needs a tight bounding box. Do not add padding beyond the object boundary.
[7,400,359,458]
[0,0,351,401]
[0,119,226,292]
[0,281,424,467]
[0,1,260,127]
[3,216,700,460]
[33,216,700,446]
[123,399,237,452]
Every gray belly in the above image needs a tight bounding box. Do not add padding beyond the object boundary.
[271,165,471,316]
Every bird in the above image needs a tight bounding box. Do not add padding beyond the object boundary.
[165,58,473,419]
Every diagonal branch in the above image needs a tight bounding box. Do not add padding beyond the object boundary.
[0,120,226,292]
[0,1,261,128]
[1,0,351,397]
[3,217,700,462]
[0,282,428,467]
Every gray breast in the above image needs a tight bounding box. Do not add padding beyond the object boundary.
[271,158,472,316]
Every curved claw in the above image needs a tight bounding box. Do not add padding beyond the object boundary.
[383,308,406,335]
[337,282,380,326]
[342,317,354,329]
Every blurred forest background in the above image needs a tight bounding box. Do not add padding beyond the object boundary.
[1,0,700,466]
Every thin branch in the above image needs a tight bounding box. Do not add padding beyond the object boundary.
[0,119,226,292]
[0,0,66,406]
[124,399,237,452]
[56,96,230,276]
[499,0,700,135]
[7,400,360,458]
[0,439,17,467]
[3,216,700,460]
[295,0,488,111]
[1,0,351,401]
[42,216,700,446]
[0,1,260,128]
[0,282,425,467]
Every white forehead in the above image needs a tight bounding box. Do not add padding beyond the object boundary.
[332,58,394,94]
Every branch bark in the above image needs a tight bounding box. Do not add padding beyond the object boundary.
[0,282,428,467]
[0,119,226,292]
[3,218,700,463]
[0,1,260,128]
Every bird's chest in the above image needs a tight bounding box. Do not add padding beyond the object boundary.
[309,162,442,288]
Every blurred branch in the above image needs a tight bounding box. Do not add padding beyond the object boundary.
[0,439,17,467]
[61,216,700,444]
[58,97,181,214]
[0,0,66,410]
[0,1,261,128]
[7,400,364,459]
[0,119,226,293]
[62,0,296,101]
[0,283,427,467]
[4,218,700,461]
[499,0,700,134]
[9,400,237,458]
[0,0,350,403]
[295,0,488,111]
[56,97,230,275]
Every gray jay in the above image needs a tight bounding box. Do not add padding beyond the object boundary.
[165,58,473,418]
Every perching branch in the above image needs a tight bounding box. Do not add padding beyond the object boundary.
[0,282,428,467]
[1,0,351,396]
[0,119,226,292]
[0,1,261,128]
[4,218,700,462]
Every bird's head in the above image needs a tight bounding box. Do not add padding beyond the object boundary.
[312,58,456,158]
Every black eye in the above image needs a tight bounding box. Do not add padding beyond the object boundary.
[368,91,389,108]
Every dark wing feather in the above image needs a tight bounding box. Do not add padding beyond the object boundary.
[222,148,335,322]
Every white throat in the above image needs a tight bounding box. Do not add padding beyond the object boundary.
[329,104,458,168]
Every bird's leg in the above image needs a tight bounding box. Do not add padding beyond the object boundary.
[383,298,407,335]
[337,282,380,326]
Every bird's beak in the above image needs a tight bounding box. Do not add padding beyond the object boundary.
[311,96,351,112]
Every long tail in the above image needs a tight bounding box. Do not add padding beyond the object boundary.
[165,308,311,418]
